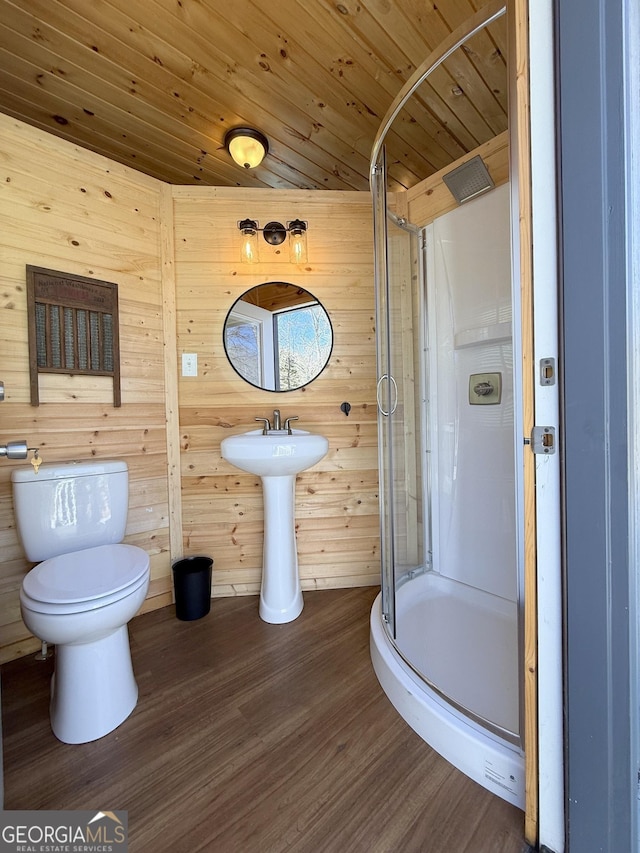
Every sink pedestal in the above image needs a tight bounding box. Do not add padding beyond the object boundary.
[260,475,303,623]
[220,427,329,625]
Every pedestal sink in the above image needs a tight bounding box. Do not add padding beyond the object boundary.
[220,428,329,623]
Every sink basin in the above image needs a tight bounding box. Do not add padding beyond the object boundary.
[221,428,329,477]
[220,427,329,624]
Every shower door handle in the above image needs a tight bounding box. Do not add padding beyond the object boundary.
[376,374,398,416]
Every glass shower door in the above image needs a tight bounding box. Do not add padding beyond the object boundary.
[373,152,429,639]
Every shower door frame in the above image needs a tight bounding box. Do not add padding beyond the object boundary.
[372,149,396,639]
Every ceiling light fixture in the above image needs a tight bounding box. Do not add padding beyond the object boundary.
[237,219,308,265]
[224,127,269,169]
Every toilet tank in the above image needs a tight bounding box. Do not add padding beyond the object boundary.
[11,460,130,562]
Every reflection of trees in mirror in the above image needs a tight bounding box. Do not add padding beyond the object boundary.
[276,304,332,391]
[225,317,261,386]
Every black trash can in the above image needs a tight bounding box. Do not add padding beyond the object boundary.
[172,556,213,621]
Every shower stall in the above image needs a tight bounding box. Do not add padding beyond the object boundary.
[369,4,525,809]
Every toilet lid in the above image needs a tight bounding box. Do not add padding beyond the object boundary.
[23,543,150,605]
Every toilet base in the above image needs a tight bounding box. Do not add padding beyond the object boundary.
[50,625,139,744]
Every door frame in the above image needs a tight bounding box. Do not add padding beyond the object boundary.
[556,0,638,851]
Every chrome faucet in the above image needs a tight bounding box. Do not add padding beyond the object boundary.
[254,412,299,434]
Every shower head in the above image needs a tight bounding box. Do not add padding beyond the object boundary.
[442,155,495,204]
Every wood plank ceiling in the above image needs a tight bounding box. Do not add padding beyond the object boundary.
[0,0,508,191]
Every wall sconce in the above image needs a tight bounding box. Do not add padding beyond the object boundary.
[238,219,308,264]
[224,127,269,169]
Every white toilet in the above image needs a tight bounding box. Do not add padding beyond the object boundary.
[11,459,150,744]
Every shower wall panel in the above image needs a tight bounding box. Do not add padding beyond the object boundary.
[428,184,516,601]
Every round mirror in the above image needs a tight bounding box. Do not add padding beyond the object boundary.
[223,282,333,392]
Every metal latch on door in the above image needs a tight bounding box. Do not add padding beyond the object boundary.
[526,426,556,455]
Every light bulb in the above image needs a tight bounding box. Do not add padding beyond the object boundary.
[288,220,308,264]
[239,219,259,264]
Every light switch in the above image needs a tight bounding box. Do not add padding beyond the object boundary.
[182,353,198,377]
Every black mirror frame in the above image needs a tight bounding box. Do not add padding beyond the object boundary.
[222,282,334,393]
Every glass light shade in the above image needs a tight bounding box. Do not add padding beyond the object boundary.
[288,220,308,264]
[227,133,267,169]
[239,219,259,264]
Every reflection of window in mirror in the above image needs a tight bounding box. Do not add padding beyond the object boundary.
[223,282,333,392]
[225,302,275,388]
[275,304,331,390]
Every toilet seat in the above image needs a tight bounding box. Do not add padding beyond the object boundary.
[22,543,150,615]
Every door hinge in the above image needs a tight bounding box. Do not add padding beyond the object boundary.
[527,426,556,455]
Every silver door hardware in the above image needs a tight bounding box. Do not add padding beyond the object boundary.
[540,357,556,386]
[530,426,556,454]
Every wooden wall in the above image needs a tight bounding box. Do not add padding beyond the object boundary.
[0,114,171,661]
[172,187,380,597]
[0,115,380,660]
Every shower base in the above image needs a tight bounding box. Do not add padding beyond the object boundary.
[370,576,525,809]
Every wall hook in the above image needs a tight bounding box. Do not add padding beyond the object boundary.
[340,402,351,417]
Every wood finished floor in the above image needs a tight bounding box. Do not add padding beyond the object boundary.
[1,587,528,853]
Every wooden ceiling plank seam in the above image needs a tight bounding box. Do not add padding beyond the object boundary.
[416,0,507,100]
[389,68,488,152]
[0,55,358,196]
[436,16,508,123]
[378,57,507,177]
[276,0,484,160]
[312,3,502,130]
[411,57,507,138]
[118,0,392,183]
[0,83,248,189]
[440,48,507,133]
[0,4,360,190]
[122,0,466,186]
[240,0,473,176]
[458,26,508,111]
[228,1,477,189]
[1,2,362,188]
[299,0,483,159]
[0,67,270,188]
[3,0,464,188]
[0,76,269,192]
[0,4,277,185]
[60,0,375,186]
[306,0,504,158]
[402,41,506,140]
[484,20,509,68]
[434,0,510,117]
